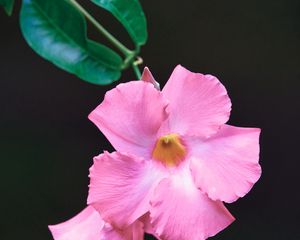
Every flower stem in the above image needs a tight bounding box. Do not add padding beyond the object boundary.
[68,0,133,57]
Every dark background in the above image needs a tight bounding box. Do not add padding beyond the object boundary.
[1,0,300,239]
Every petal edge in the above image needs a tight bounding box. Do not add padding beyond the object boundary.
[48,206,104,240]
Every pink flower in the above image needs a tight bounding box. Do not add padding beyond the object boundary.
[88,65,261,240]
[48,206,144,240]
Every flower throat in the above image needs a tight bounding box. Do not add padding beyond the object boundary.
[152,133,186,166]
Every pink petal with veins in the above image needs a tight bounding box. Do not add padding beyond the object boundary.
[89,81,169,158]
[189,125,261,203]
[160,65,231,138]
[88,151,165,228]
[150,170,234,240]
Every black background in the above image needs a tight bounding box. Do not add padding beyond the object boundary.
[1,0,300,239]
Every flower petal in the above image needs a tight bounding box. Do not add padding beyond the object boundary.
[48,206,104,240]
[49,206,144,240]
[131,220,145,240]
[101,220,144,240]
[88,151,165,228]
[89,81,169,157]
[141,67,160,90]
[161,65,231,138]
[189,125,261,203]
[139,213,162,240]
[150,171,234,240]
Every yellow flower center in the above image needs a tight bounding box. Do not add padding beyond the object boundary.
[152,133,187,166]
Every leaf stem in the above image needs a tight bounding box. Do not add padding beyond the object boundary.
[132,57,143,79]
[132,65,141,79]
[68,0,133,57]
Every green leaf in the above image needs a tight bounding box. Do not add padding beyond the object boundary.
[91,0,147,46]
[20,0,123,85]
[0,0,15,15]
